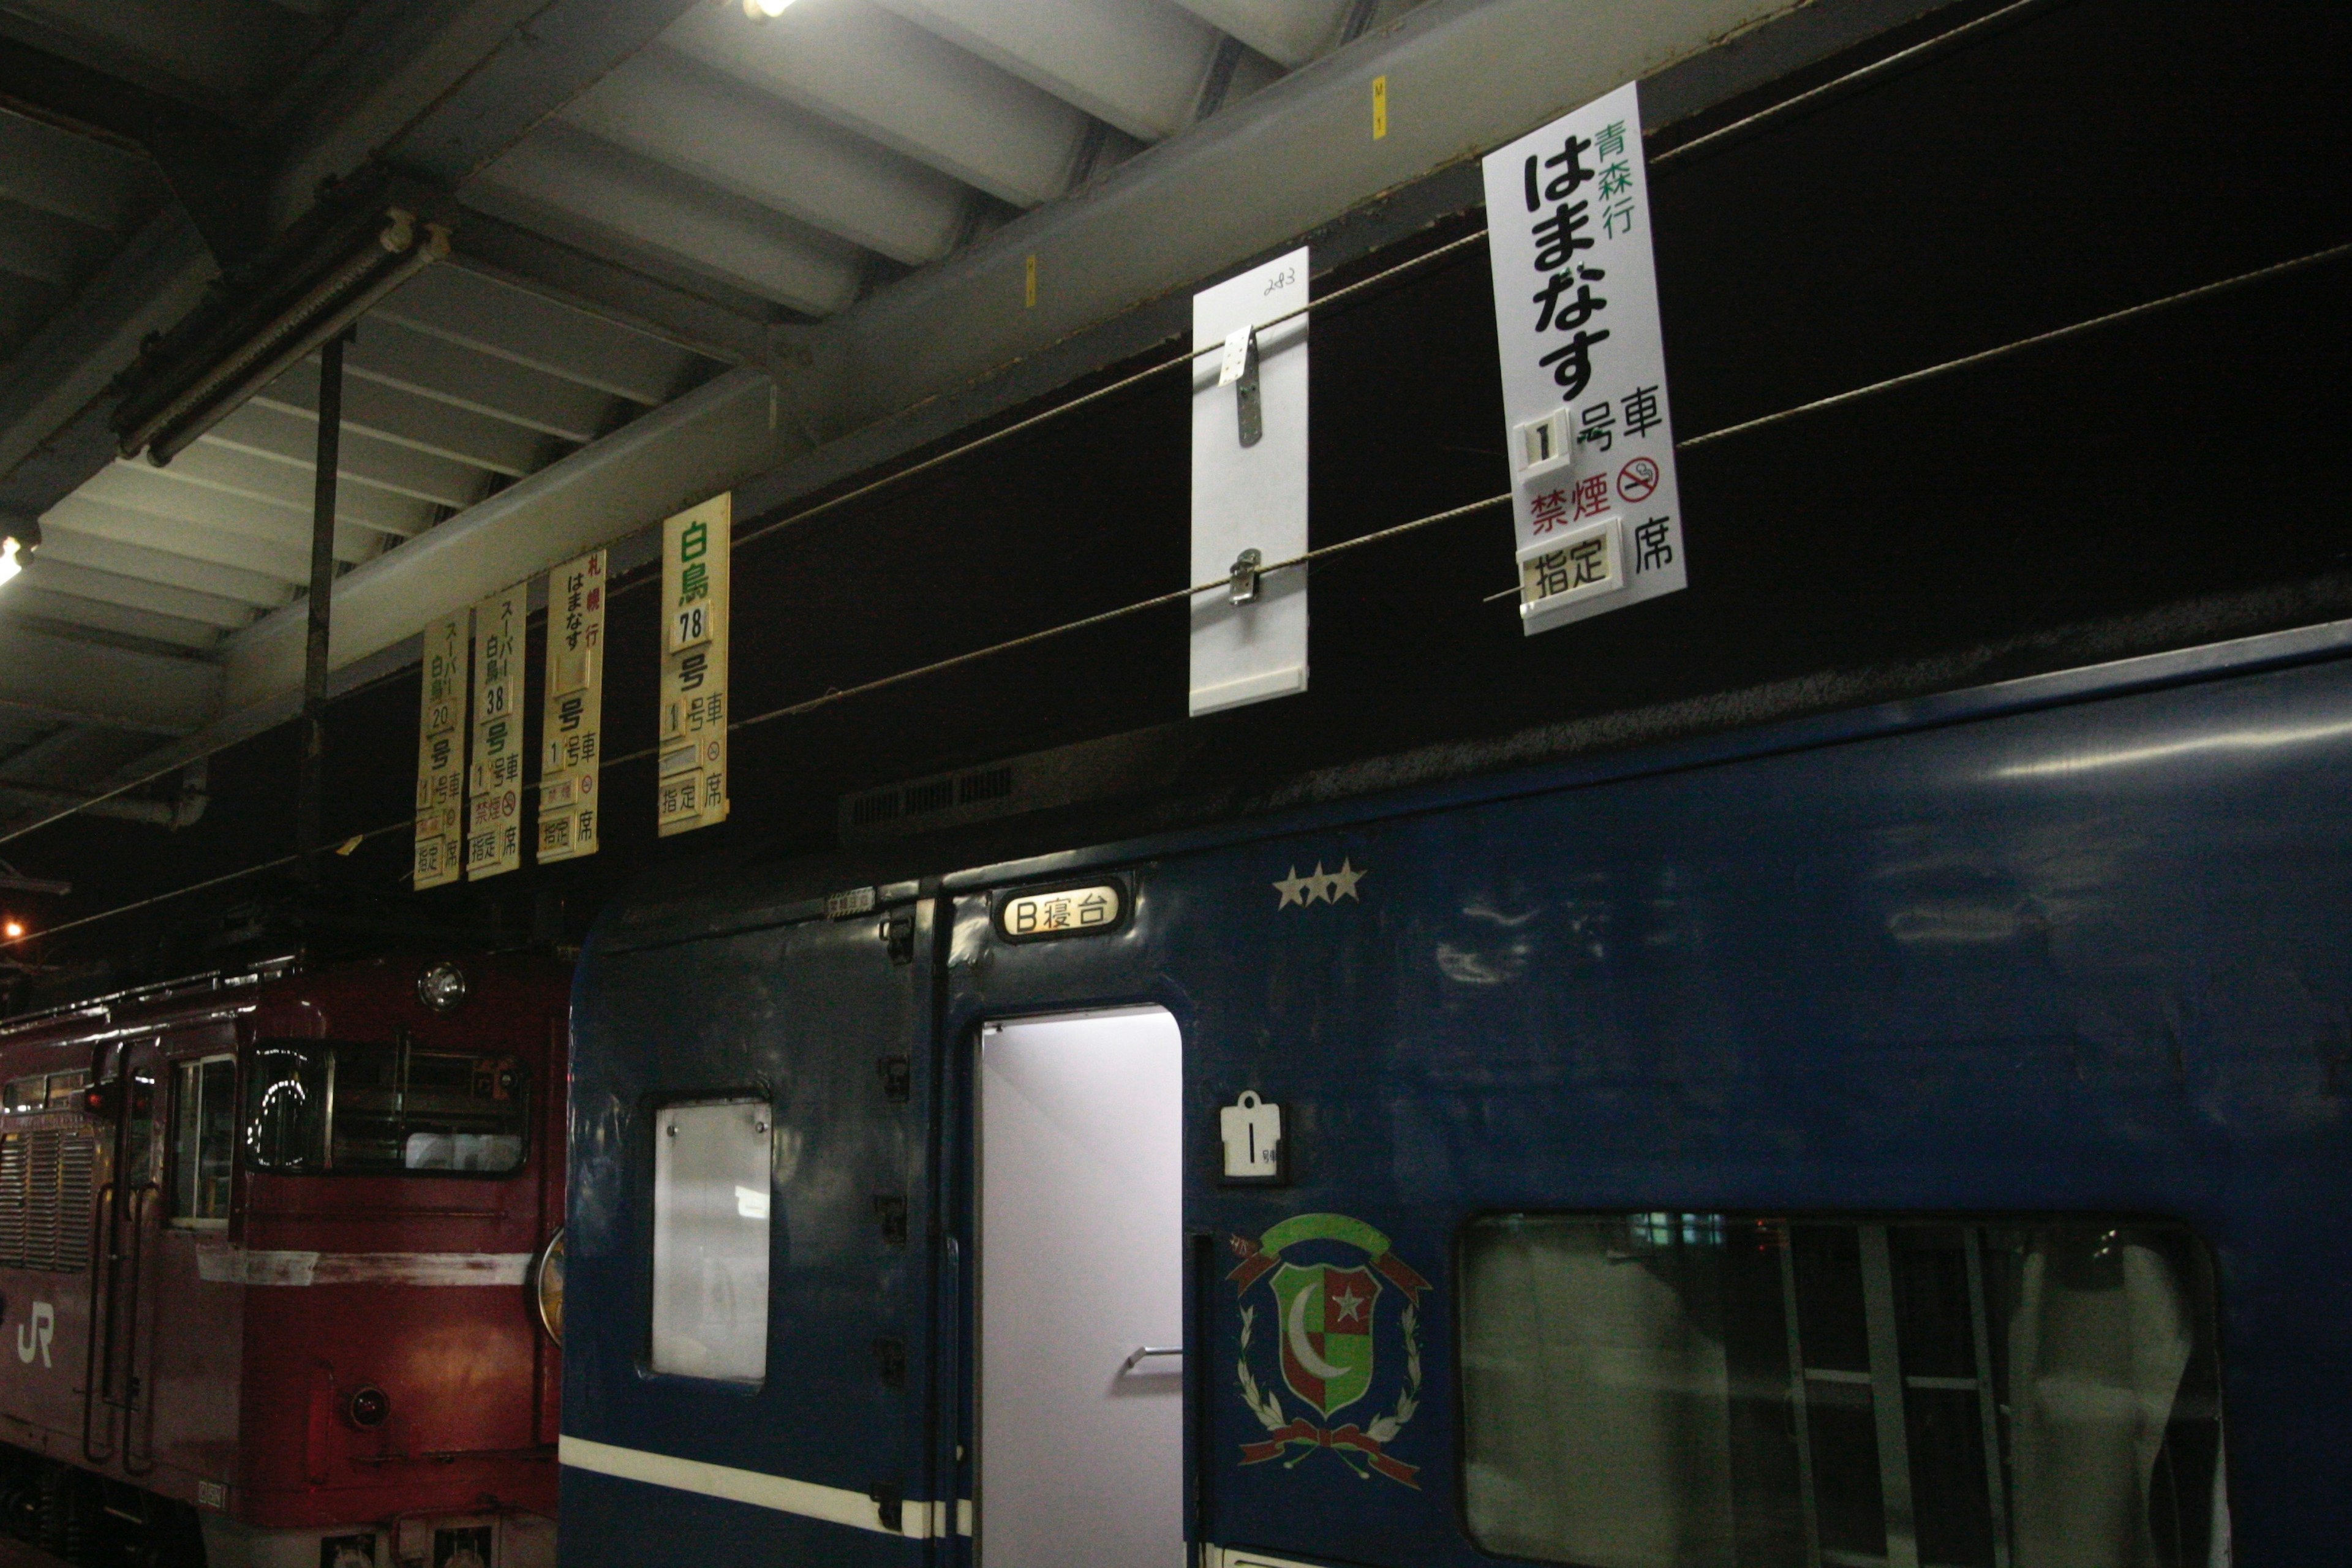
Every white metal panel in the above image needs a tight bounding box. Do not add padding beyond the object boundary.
[345,317,624,447]
[1164,0,1349,69]
[0,108,163,235]
[470,126,864,315]
[12,557,255,630]
[567,48,968,266]
[21,527,289,609]
[257,357,552,478]
[0,586,221,651]
[877,0,1223,143]
[201,404,496,512]
[649,1099,771,1382]
[0,619,220,733]
[370,263,704,408]
[662,0,1090,209]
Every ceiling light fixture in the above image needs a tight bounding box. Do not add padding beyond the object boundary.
[742,0,796,17]
[0,519,35,590]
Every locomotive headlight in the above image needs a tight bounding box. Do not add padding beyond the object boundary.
[529,1227,565,1346]
[417,960,469,1014]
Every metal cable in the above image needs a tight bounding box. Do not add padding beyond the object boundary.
[3,0,2049,854]
[6,231,2348,952]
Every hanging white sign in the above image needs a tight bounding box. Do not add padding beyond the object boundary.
[466,582,526,879]
[412,612,468,890]
[538,548,606,864]
[657,495,731,837]
[1189,247,1309,715]
[1481,81,1686,635]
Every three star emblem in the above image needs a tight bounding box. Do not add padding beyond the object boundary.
[1273,858,1366,909]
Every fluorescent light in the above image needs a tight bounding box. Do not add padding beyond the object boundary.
[742,0,795,15]
[0,538,22,589]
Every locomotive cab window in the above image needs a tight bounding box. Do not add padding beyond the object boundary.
[170,1057,235,1225]
[1458,1213,2226,1568]
[242,1039,527,1176]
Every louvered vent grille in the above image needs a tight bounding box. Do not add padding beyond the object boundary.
[0,1128,98,1272]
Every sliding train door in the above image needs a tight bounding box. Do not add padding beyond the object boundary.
[974,1008,1186,1568]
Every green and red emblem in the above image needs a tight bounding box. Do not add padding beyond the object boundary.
[1228,1213,1428,1487]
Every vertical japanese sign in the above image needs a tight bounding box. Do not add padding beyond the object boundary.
[412,612,469,890]
[538,549,606,864]
[466,582,526,879]
[657,495,730,837]
[1482,81,1685,635]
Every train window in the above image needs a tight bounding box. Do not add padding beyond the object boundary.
[649,1098,771,1382]
[170,1057,235,1224]
[1458,1214,2226,1568]
[241,1039,527,1176]
[4,1071,89,1113]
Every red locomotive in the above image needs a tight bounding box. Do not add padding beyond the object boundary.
[0,951,570,1567]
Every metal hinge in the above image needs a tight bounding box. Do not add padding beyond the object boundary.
[869,1481,903,1534]
[878,1055,911,1103]
[872,1336,907,1390]
[873,1194,908,1246]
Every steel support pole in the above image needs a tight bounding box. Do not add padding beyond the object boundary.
[296,331,345,875]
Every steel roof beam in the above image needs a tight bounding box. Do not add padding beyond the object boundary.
[38,496,314,587]
[28,522,295,608]
[201,404,497,513]
[369,263,707,408]
[382,0,715,188]
[0,586,221,652]
[74,466,389,565]
[565,47,970,267]
[469,125,864,315]
[445,215,773,368]
[876,0,1229,143]
[10,555,257,630]
[665,0,1091,211]
[219,366,791,711]
[0,36,266,266]
[342,317,625,448]
[255,354,554,479]
[1164,0,1352,69]
[0,619,220,734]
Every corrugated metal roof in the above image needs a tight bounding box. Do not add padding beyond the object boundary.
[0,0,1412,824]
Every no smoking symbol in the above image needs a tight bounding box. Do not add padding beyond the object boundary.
[1616,458,1660,503]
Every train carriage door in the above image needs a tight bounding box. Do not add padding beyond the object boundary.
[562,889,944,1566]
[976,1008,1185,1568]
[85,1033,164,1469]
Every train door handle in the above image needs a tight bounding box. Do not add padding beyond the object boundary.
[1121,1345,1183,1374]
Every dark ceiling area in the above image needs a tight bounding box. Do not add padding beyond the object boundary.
[1,0,2346,1003]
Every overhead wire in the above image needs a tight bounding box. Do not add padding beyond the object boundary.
[6,0,2331,951]
[0,0,2062,855]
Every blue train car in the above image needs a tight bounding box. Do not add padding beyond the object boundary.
[557,619,2352,1568]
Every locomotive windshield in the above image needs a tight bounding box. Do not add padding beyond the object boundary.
[242,1039,527,1175]
[1459,1213,2227,1568]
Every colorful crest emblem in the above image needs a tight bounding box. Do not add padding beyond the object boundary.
[1229,1213,1428,1487]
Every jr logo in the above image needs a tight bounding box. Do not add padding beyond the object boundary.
[15,1302,53,1367]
